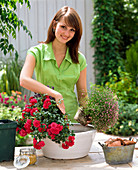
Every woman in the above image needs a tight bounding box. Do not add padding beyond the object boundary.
[20,6,87,121]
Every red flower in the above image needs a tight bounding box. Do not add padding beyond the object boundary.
[0,98,3,103]
[33,138,37,145]
[50,134,55,140]
[33,138,45,150]
[4,101,9,105]
[47,129,52,136]
[29,96,34,101]
[38,124,47,132]
[43,98,51,109]
[62,143,69,149]
[33,119,40,128]
[65,140,74,147]
[25,104,32,107]
[58,124,63,131]
[48,122,63,135]
[25,120,32,133]
[4,97,9,101]
[51,122,58,128]
[25,128,32,134]
[24,119,32,131]
[16,127,19,132]
[11,105,15,109]
[50,127,60,135]
[22,112,25,119]
[23,106,31,113]
[62,135,75,148]
[26,119,32,125]
[24,122,31,129]
[68,136,75,141]
[19,129,27,137]
[30,107,38,116]
[38,127,43,132]
[42,123,47,130]
[30,98,37,105]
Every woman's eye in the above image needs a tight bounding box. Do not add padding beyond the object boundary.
[71,29,75,32]
[61,25,66,29]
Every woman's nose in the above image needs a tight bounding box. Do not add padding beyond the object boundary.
[64,30,70,37]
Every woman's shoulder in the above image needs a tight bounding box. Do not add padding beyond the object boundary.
[78,51,87,71]
[27,43,51,56]
[28,43,49,51]
[78,51,86,62]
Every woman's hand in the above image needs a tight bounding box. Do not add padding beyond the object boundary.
[54,92,66,114]
[85,117,92,126]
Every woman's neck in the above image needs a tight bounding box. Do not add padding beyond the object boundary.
[52,39,67,68]
[52,39,67,53]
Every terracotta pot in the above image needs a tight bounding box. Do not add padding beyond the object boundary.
[74,107,88,126]
[42,123,96,159]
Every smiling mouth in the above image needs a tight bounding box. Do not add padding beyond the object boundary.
[61,35,68,40]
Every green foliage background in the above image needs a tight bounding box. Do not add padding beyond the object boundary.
[105,67,138,104]
[0,0,32,95]
[113,0,138,59]
[125,41,138,83]
[0,56,23,94]
[91,0,138,85]
[0,0,32,56]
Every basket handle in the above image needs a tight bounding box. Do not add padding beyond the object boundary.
[129,137,138,143]
[98,142,104,148]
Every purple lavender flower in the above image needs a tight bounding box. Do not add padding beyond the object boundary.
[84,85,119,131]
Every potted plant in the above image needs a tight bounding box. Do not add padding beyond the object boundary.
[74,83,119,131]
[16,93,75,149]
[16,93,96,159]
[0,91,29,146]
[0,91,28,162]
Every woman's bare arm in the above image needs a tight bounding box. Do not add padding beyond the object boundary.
[76,67,88,107]
[20,54,65,114]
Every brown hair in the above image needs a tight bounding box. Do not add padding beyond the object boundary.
[44,6,82,63]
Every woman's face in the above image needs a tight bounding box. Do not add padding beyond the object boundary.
[54,17,75,44]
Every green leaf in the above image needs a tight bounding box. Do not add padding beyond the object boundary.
[0,0,32,56]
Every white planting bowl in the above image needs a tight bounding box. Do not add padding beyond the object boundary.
[42,123,96,159]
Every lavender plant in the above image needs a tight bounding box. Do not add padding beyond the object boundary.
[74,84,119,131]
[84,84,119,131]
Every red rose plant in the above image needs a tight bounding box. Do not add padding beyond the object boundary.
[16,93,75,150]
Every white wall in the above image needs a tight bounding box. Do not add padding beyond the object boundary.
[10,0,95,87]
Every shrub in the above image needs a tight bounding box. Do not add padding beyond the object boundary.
[105,101,138,136]
[0,56,23,95]
[90,0,122,84]
[125,40,138,84]
[112,0,138,59]
[105,67,138,104]
[90,0,138,84]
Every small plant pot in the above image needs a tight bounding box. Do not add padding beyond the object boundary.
[99,142,136,165]
[0,119,17,162]
[74,107,88,126]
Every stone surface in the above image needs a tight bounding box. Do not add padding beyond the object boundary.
[0,132,137,170]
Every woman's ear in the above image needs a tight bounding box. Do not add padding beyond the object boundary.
[52,20,57,30]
